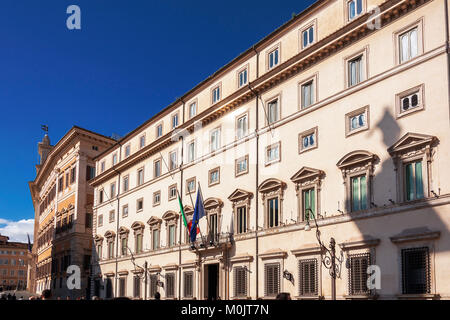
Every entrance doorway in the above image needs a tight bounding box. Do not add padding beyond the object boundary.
[204,263,219,300]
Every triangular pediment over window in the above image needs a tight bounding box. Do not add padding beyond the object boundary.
[258,178,286,194]
[228,189,253,202]
[336,150,377,169]
[388,132,437,156]
[146,216,161,227]
[204,197,223,210]
[290,167,324,184]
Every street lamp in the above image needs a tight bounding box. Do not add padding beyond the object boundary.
[304,208,344,300]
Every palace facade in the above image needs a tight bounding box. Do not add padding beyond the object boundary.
[0,234,30,291]
[89,0,450,300]
[29,127,115,298]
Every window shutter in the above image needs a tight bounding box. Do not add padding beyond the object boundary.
[348,253,371,295]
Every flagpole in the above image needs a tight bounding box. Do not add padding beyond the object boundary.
[196,182,208,245]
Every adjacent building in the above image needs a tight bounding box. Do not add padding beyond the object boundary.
[0,234,30,291]
[29,127,115,298]
[87,0,448,300]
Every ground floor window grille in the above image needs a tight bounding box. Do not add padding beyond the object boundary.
[402,247,430,294]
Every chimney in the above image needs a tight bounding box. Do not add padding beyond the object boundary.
[38,134,52,165]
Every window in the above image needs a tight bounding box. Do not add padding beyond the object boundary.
[156,124,163,138]
[86,166,96,180]
[70,167,76,184]
[119,278,126,297]
[98,214,103,227]
[236,113,248,140]
[348,55,363,87]
[168,184,177,201]
[235,155,249,176]
[108,241,114,259]
[399,27,418,63]
[238,68,248,88]
[301,80,314,109]
[210,128,221,152]
[189,102,197,119]
[345,106,369,136]
[135,233,143,253]
[121,237,128,256]
[208,167,220,186]
[96,243,102,260]
[396,85,424,118]
[110,182,116,198]
[166,273,175,298]
[172,113,179,129]
[183,271,194,298]
[168,225,176,247]
[136,198,143,212]
[65,171,70,188]
[301,25,314,49]
[112,153,118,166]
[208,213,218,240]
[120,205,128,219]
[100,161,105,173]
[348,253,371,295]
[137,168,144,186]
[109,210,115,223]
[351,175,368,211]
[405,161,424,201]
[212,85,221,104]
[236,206,247,234]
[169,151,177,171]
[154,159,161,178]
[268,46,280,69]
[58,176,63,192]
[264,263,280,297]
[133,276,141,298]
[234,267,247,297]
[266,143,280,165]
[347,0,364,21]
[85,213,93,228]
[123,175,129,192]
[152,229,160,250]
[139,134,146,149]
[124,144,131,158]
[299,259,318,296]
[187,141,195,163]
[150,275,158,298]
[267,198,279,228]
[299,127,318,153]
[186,177,196,194]
[302,188,316,220]
[267,98,279,124]
[402,247,430,294]
[153,191,161,206]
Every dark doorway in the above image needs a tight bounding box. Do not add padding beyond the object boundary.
[204,264,219,300]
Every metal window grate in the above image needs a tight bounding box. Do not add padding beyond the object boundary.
[166,273,175,298]
[348,252,371,295]
[183,271,193,298]
[264,263,280,297]
[402,247,430,294]
[234,267,247,297]
[299,259,318,296]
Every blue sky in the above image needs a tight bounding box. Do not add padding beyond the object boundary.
[0,0,315,241]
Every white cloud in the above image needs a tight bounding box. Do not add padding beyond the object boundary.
[0,219,34,243]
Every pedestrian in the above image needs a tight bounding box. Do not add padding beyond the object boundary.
[7,293,11,300]
[66,295,70,300]
[41,289,52,300]
[154,292,160,300]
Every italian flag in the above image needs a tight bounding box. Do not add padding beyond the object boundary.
[178,191,199,236]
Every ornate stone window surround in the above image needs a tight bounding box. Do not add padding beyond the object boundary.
[94,235,104,261]
[228,189,253,236]
[163,211,179,248]
[290,167,324,222]
[258,178,287,229]
[204,198,223,238]
[118,226,130,256]
[230,254,253,299]
[337,150,377,213]
[104,231,116,260]
[291,245,323,300]
[147,216,162,250]
[388,133,437,203]
[131,222,145,254]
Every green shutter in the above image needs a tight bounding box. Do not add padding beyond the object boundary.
[360,176,367,210]
[415,162,424,199]
[352,177,360,211]
[406,163,414,200]
[310,189,315,218]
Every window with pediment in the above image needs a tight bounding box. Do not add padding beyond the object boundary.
[147,217,162,250]
[388,133,438,203]
[258,179,287,229]
[163,211,179,248]
[291,167,324,222]
[118,227,130,256]
[337,151,377,213]
[228,189,253,235]
[204,198,223,242]
[131,222,145,254]
[104,231,116,260]
[94,235,103,261]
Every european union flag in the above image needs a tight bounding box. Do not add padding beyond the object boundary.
[190,184,205,243]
